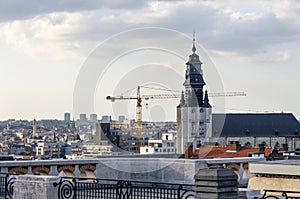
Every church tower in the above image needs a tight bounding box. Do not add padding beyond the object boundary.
[32,118,37,137]
[176,33,212,154]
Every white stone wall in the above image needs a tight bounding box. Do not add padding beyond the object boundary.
[177,106,213,153]
[176,107,183,154]
[96,158,209,184]
[14,175,59,199]
[204,107,212,141]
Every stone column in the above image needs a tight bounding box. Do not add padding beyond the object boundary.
[239,163,248,186]
[13,175,59,199]
[194,167,239,199]
[1,167,8,173]
[27,166,33,175]
[74,165,81,177]
[49,165,58,176]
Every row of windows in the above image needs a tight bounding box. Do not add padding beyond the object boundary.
[191,108,205,113]
[154,148,175,153]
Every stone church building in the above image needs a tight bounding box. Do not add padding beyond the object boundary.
[176,36,300,154]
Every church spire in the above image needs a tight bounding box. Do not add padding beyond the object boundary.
[180,91,185,107]
[192,31,196,53]
[203,90,212,108]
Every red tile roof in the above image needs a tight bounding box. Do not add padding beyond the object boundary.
[193,145,275,158]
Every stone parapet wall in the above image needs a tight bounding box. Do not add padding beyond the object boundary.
[96,158,208,184]
[14,175,59,199]
[96,157,264,184]
[249,176,300,197]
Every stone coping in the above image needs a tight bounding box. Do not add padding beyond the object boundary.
[249,160,300,176]
[0,156,265,167]
[205,157,265,164]
[0,159,99,167]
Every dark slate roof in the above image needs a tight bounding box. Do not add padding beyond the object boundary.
[212,113,300,137]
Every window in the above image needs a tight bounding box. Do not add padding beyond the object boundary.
[145,149,148,153]
[192,122,195,131]
[244,142,251,147]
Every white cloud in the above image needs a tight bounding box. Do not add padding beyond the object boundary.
[1,12,85,59]
[271,0,300,20]
[0,0,300,62]
[0,0,147,22]
[276,51,290,62]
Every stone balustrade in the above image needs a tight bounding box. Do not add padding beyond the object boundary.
[0,159,98,177]
[0,156,265,186]
[12,168,262,199]
[0,156,267,199]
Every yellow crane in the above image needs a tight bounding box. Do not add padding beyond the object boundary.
[106,86,179,153]
[106,86,246,153]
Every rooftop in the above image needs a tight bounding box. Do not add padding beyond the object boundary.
[212,113,300,137]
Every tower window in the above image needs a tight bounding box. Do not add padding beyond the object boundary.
[200,108,204,113]
[192,122,195,131]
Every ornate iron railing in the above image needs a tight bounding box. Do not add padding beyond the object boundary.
[0,173,17,199]
[256,190,300,199]
[54,177,195,199]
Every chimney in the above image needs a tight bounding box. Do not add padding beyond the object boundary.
[184,142,193,158]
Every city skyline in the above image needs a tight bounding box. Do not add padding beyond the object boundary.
[0,1,299,121]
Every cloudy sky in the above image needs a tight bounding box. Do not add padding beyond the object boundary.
[0,0,299,121]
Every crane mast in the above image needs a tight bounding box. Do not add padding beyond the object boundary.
[136,86,142,153]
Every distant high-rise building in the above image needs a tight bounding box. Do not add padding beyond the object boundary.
[90,114,98,122]
[118,115,126,123]
[101,115,111,123]
[79,113,87,122]
[64,112,71,121]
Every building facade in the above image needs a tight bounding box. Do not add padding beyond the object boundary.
[140,132,176,154]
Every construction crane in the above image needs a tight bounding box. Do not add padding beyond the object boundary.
[106,86,179,153]
[106,86,246,153]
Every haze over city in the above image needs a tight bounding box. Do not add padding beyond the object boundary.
[0,0,299,121]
